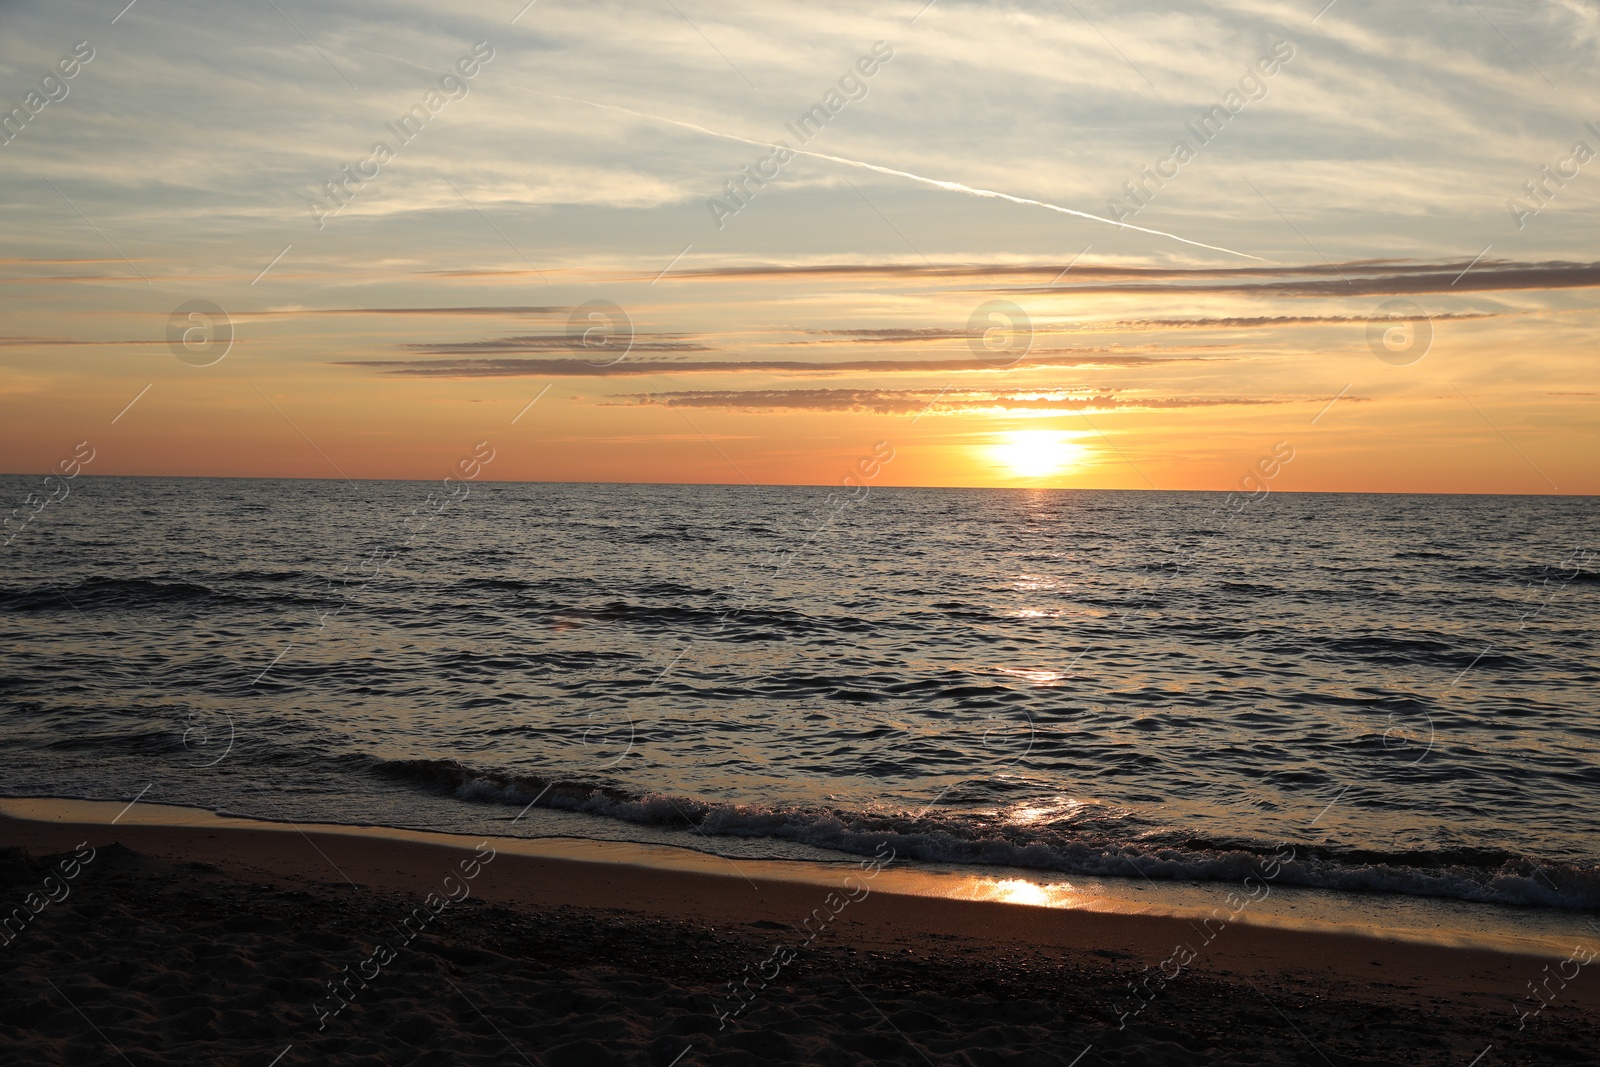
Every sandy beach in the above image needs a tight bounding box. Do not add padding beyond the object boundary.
[1,802,1593,1065]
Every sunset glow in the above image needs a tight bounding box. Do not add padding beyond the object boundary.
[0,3,1595,496]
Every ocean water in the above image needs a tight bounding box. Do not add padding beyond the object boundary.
[1,475,1596,915]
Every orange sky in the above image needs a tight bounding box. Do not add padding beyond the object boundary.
[3,1,1596,494]
[6,260,1592,495]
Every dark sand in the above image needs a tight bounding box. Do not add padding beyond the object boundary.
[1,811,1594,1065]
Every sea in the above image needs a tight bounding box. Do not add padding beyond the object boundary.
[2,476,1596,926]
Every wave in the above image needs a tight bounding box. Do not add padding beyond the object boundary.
[365,756,1600,912]
[0,575,323,611]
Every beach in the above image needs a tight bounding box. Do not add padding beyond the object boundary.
[2,802,1594,1066]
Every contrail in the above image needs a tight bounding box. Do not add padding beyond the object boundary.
[501,83,1263,261]
[352,52,1257,261]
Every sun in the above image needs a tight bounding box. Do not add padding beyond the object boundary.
[987,429,1087,481]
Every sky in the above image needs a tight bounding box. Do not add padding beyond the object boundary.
[1,0,1596,493]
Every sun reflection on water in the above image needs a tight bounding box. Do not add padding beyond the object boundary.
[996,666,1065,686]
[952,876,1097,910]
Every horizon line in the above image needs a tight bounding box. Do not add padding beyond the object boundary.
[3,471,1589,498]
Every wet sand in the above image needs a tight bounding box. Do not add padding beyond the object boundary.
[1,805,1594,1065]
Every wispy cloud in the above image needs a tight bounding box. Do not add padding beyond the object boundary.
[0,337,167,347]
[339,350,1233,377]
[639,259,1600,299]
[595,387,1342,414]
[781,312,1499,342]
[398,334,710,357]
[292,305,568,317]
[1000,261,1600,298]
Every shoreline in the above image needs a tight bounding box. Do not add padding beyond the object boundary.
[2,798,1596,1064]
[1,795,1587,957]
[2,798,1591,995]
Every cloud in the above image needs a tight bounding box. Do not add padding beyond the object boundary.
[8,0,1598,273]
[0,257,139,265]
[1078,313,1498,330]
[781,311,1498,341]
[0,274,161,285]
[639,258,1600,300]
[595,387,1341,414]
[648,259,1422,283]
[398,334,711,356]
[338,349,1233,377]
[1000,261,1600,299]
[287,306,568,317]
[0,337,166,347]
